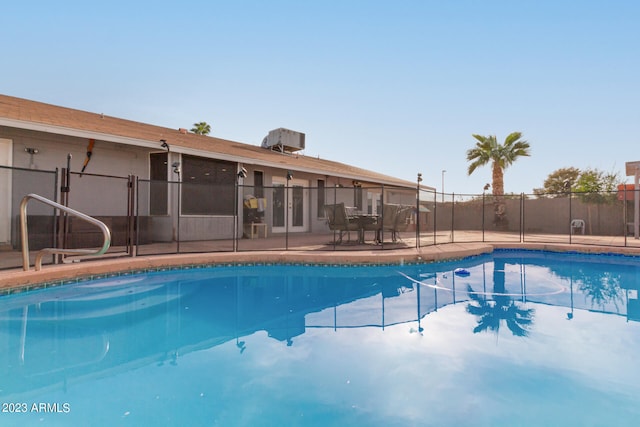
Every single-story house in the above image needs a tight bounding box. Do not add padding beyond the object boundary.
[0,94,433,248]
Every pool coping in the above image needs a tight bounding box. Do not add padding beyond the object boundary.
[2,242,640,293]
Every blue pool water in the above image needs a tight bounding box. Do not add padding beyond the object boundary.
[1,250,640,426]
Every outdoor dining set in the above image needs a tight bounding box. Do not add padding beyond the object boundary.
[324,202,414,245]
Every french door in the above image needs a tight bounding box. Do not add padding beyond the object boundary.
[271,178,308,233]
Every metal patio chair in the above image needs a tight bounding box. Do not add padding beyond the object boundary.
[324,203,360,244]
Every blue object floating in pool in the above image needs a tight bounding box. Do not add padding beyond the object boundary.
[454,268,470,276]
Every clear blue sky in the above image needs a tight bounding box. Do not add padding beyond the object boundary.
[2,0,639,194]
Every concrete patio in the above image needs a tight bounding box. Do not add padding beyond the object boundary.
[3,229,640,292]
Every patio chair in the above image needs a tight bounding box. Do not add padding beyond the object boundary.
[570,219,585,235]
[392,205,413,242]
[368,203,399,243]
[324,203,360,244]
[371,204,414,243]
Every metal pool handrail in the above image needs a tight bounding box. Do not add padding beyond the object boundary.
[20,193,111,271]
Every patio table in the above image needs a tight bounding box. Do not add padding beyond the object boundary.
[351,214,379,244]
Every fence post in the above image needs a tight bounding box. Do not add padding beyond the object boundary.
[624,185,628,246]
[568,189,572,244]
[482,191,485,242]
[285,172,292,250]
[176,180,181,253]
[520,193,524,243]
[233,180,241,252]
[58,154,72,263]
[331,184,338,249]
[52,167,59,265]
[633,181,640,239]
[416,173,422,249]
[126,174,136,257]
[134,175,141,256]
[450,193,455,243]
[433,192,437,246]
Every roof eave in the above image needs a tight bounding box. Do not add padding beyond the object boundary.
[0,117,432,190]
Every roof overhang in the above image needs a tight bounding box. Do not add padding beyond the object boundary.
[0,117,162,150]
[0,116,430,190]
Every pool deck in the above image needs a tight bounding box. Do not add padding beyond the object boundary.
[3,241,640,293]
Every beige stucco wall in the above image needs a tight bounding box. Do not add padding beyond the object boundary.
[432,196,628,236]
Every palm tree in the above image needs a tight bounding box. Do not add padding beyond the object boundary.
[466,132,531,227]
[191,122,211,135]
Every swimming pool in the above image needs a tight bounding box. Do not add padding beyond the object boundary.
[1,250,639,426]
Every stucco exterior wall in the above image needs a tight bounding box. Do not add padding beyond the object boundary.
[1,125,419,245]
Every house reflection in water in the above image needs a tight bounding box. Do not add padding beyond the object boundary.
[0,266,418,396]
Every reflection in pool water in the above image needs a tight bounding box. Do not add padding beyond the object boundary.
[1,250,640,426]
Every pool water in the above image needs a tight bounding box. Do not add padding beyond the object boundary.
[1,250,640,426]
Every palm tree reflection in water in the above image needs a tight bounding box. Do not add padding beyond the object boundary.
[577,270,624,313]
[466,260,535,337]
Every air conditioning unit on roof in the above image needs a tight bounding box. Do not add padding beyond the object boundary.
[261,128,305,153]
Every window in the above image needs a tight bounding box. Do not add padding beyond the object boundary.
[317,179,325,217]
[367,191,381,215]
[181,155,236,215]
[149,152,168,215]
[254,170,264,198]
[273,184,285,227]
[354,185,363,211]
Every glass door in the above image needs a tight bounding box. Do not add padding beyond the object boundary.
[272,178,308,233]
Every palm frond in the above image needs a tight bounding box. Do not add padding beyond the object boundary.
[503,131,523,146]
